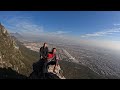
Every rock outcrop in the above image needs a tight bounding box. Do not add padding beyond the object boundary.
[0,23,28,76]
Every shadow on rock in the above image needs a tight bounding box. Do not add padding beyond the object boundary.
[0,67,27,79]
[29,59,60,79]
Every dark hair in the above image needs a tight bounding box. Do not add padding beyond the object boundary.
[43,42,47,46]
[52,48,56,53]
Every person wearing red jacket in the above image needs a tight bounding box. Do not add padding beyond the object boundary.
[43,48,59,74]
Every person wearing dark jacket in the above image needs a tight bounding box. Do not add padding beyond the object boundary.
[39,43,49,60]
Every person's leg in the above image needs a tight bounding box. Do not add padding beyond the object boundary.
[42,60,48,74]
[47,61,56,65]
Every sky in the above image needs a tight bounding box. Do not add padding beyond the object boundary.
[0,11,120,50]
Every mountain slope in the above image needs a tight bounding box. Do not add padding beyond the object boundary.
[14,37,39,75]
[10,32,23,39]
[0,23,29,76]
[59,60,105,79]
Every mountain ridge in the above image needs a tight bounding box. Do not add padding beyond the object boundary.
[0,23,29,76]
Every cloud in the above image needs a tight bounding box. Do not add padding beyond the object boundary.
[56,31,68,34]
[49,30,70,35]
[81,27,120,38]
[15,21,44,33]
[113,24,120,26]
[5,16,44,35]
[5,16,71,39]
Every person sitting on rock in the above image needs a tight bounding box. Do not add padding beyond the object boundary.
[43,48,59,74]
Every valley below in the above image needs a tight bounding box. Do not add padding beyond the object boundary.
[22,41,120,79]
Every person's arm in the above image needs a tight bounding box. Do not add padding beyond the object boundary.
[45,47,49,58]
[39,47,41,57]
[40,47,43,58]
[56,55,59,65]
[53,55,59,73]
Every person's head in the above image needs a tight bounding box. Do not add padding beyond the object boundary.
[43,42,47,47]
[52,48,56,54]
